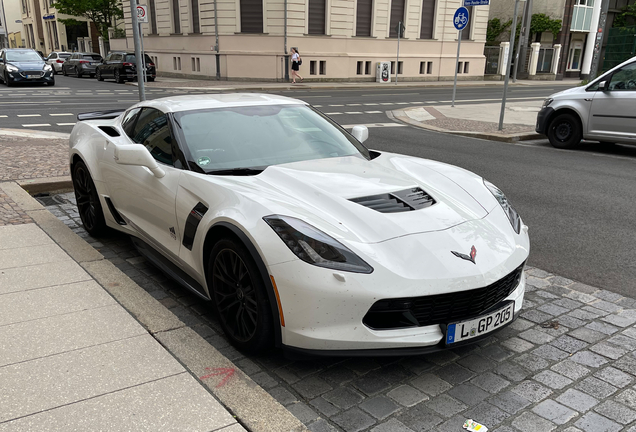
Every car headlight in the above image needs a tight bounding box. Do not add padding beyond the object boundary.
[43,64,52,71]
[6,64,19,72]
[542,98,553,108]
[484,180,521,234]
[264,215,373,274]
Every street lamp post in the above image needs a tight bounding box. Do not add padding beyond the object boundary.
[498,0,526,131]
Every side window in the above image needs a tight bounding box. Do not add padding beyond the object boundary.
[121,107,141,138]
[49,53,57,59]
[608,63,636,91]
[131,108,174,166]
[104,54,111,62]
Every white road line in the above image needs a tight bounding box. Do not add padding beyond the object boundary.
[395,102,409,105]
[10,94,27,96]
[362,93,418,96]
[379,103,395,105]
[325,112,343,115]
[313,105,323,107]
[364,111,383,114]
[50,113,74,116]
[364,103,379,105]
[17,114,41,117]
[0,115,7,118]
[346,103,362,106]
[341,123,406,128]
[117,100,139,102]
[56,123,76,126]
[22,123,51,127]
[328,104,344,107]
[345,112,363,114]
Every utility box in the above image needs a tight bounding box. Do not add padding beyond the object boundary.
[376,62,391,83]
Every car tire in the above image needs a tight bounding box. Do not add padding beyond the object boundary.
[114,69,124,84]
[147,77,155,82]
[208,238,274,353]
[96,69,103,81]
[62,67,67,76]
[547,113,582,149]
[76,67,82,78]
[48,80,55,86]
[4,72,13,87]
[72,160,108,237]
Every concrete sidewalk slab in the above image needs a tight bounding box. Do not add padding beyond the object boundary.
[0,281,114,326]
[0,373,240,432]
[0,243,72,270]
[0,223,52,249]
[0,260,92,294]
[0,306,145,367]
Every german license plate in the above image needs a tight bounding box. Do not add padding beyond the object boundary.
[446,302,514,345]
[27,74,39,79]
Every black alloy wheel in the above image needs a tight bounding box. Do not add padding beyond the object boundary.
[4,72,14,87]
[72,161,107,236]
[76,67,82,78]
[547,113,582,149]
[114,69,123,83]
[62,66,67,76]
[209,239,273,353]
[96,69,103,81]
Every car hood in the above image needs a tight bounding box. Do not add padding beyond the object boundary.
[550,86,585,98]
[209,153,496,244]
[8,61,45,69]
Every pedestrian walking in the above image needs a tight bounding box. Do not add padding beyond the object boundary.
[290,48,303,84]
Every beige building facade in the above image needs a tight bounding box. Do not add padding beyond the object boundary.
[20,0,98,54]
[110,0,490,81]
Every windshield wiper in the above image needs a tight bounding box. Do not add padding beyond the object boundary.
[206,167,265,176]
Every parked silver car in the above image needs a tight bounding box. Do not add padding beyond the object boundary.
[45,52,71,74]
[536,56,636,149]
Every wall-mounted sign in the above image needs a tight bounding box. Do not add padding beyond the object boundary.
[464,0,489,5]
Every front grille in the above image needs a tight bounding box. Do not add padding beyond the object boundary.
[20,71,44,77]
[363,263,525,330]
[350,187,435,213]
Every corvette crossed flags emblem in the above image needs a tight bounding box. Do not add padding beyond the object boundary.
[451,245,477,264]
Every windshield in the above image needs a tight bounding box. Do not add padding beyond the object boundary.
[6,51,43,62]
[83,54,102,61]
[175,104,370,172]
[59,53,71,58]
[124,54,153,63]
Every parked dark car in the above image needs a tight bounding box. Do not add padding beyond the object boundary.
[62,52,103,78]
[95,52,156,83]
[0,48,55,86]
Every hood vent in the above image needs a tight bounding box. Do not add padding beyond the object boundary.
[350,187,435,213]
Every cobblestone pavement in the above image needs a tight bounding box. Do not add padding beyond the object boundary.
[40,191,636,432]
[0,136,69,181]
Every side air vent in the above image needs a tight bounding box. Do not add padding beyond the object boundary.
[98,126,120,137]
[104,197,127,225]
[350,187,435,213]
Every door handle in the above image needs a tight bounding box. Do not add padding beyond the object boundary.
[584,98,593,101]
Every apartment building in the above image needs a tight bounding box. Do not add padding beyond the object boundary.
[20,0,98,54]
[109,0,490,81]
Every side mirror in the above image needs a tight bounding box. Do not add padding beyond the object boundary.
[598,81,608,91]
[351,125,369,143]
[114,144,165,178]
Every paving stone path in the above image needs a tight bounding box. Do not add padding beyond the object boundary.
[39,191,636,432]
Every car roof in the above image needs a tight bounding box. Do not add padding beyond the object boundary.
[137,94,307,113]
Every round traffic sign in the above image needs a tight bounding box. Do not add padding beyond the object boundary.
[453,7,469,31]
[137,6,146,18]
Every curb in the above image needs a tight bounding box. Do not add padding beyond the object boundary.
[18,176,73,194]
[0,180,308,432]
[0,128,71,140]
[390,109,542,143]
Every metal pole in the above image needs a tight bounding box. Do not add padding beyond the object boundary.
[498,0,521,130]
[452,29,462,107]
[395,21,401,85]
[518,0,532,76]
[284,0,289,81]
[1,0,10,48]
[589,0,610,80]
[129,0,146,101]
[139,23,146,83]
[213,0,220,79]
[513,0,528,82]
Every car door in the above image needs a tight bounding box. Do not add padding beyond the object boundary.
[588,61,636,142]
[103,107,182,258]
[0,50,6,77]
[100,53,110,77]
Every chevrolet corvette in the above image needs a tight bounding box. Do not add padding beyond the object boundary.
[69,94,530,355]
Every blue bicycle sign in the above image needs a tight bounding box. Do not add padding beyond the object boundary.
[453,7,469,31]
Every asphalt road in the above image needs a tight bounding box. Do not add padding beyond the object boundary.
[2,75,635,297]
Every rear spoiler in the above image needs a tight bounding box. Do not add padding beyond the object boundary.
[77,110,125,121]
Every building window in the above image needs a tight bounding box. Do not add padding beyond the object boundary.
[356,0,373,37]
[150,0,158,34]
[52,21,59,50]
[420,0,435,39]
[172,0,181,33]
[308,0,326,35]
[240,0,263,33]
[390,61,403,74]
[151,56,159,68]
[357,61,363,75]
[365,61,371,74]
[310,60,317,75]
[463,62,469,73]
[567,43,583,70]
[191,0,200,33]
[191,57,201,71]
[427,61,433,74]
[461,6,472,40]
[173,56,181,70]
[389,0,405,38]
[319,60,326,75]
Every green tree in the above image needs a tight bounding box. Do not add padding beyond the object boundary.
[487,18,512,45]
[53,0,124,40]
[613,3,636,28]
[529,13,562,42]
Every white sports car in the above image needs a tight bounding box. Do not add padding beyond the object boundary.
[69,94,530,355]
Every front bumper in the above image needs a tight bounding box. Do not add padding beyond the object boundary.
[536,106,555,135]
[269,209,530,352]
[6,70,54,84]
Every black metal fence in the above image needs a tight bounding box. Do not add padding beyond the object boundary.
[602,26,636,72]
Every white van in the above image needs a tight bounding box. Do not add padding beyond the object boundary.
[536,56,636,149]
